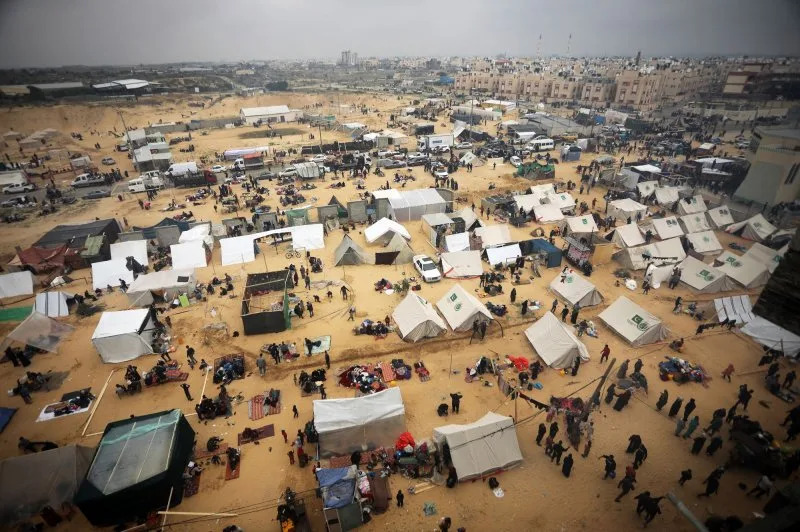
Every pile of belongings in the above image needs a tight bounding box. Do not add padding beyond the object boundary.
[388,359,412,380]
[263,388,281,409]
[144,360,178,386]
[355,319,390,336]
[507,356,529,372]
[196,395,227,420]
[729,416,790,478]
[393,432,435,477]
[338,365,387,394]
[658,356,708,384]
[214,357,245,384]
[374,278,393,291]
[298,369,326,395]
[466,356,495,380]
[764,372,794,403]
[303,420,319,444]
[550,396,585,415]
[619,372,649,393]
[48,389,95,417]
[486,301,508,316]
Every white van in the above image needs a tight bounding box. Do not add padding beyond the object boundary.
[529,138,555,151]
[128,175,165,193]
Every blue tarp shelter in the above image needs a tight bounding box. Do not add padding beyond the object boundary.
[0,407,16,433]
[520,238,563,268]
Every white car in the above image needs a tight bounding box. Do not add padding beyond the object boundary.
[211,165,227,173]
[456,142,473,149]
[2,182,36,194]
[377,149,398,158]
[101,156,116,165]
[413,255,441,283]
[311,154,327,163]
[279,167,297,178]
[434,170,449,180]
[510,156,522,167]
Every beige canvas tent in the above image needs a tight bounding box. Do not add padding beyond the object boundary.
[613,237,686,270]
[714,251,771,289]
[599,296,669,346]
[334,234,370,266]
[381,232,415,265]
[676,195,707,215]
[685,230,723,256]
[524,311,590,368]
[725,214,776,242]
[680,213,711,234]
[433,412,522,481]
[441,250,483,278]
[549,269,603,307]
[743,242,785,273]
[474,224,513,248]
[705,206,735,229]
[608,198,647,222]
[392,293,447,342]
[562,215,598,237]
[678,256,738,294]
[653,186,680,207]
[608,223,645,248]
[436,284,492,332]
[649,217,684,239]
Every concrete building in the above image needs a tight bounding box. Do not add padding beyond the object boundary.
[124,129,166,150]
[239,105,301,125]
[613,70,663,111]
[578,78,615,106]
[132,142,173,172]
[734,127,800,207]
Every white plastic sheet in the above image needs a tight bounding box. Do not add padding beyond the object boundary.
[91,259,134,290]
[110,240,149,266]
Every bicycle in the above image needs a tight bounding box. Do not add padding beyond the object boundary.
[285,249,302,259]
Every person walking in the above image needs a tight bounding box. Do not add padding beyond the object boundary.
[281,429,288,443]
[705,436,723,456]
[549,421,559,439]
[691,432,707,455]
[256,354,267,377]
[288,449,295,465]
[784,370,797,390]
[735,385,753,410]
[626,434,642,454]
[536,423,546,446]
[674,417,686,437]
[617,359,630,379]
[340,285,349,300]
[683,416,700,439]
[643,496,664,526]
[324,351,330,370]
[510,288,516,304]
[306,301,314,318]
[180,383,193,401]
[721,363,735,382]
[726,404,738,424]
[668,397,683,418]
[551,298,558,313]
[615,475,636,502]
[560,306,569,322]
[656,390,669,411]
[600,344,610,363]
[634,445,648,469]
[562,453,574,477]
[601,454,616,479]
[292,405,299,418]
[348,305,356,321]
[634,491,651,516]
[633,359,643,374]
[679,469,692,486]
[551,440,567,465]
[186,345,197,366]
[570,305,580,325]
[698,475,720,498]
[683,398,696,421]
[396,490,405,507]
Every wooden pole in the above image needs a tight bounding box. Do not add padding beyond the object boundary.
[200,365,211,398]
[82,369,115,436]
[157,511,238,517]
[160,486,174,531]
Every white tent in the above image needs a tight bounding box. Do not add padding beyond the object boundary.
[334,235,370,266]
[383,232,414,264]
[609,223,645,248]
[678,256,737,294]
[680,214,711,234]
[530,183,555,196]
[110,240,148,266]
[485,244,522,266]
[387,189,446,221]
[313,387,406,458]
[632,164,661,174]
[725,214,776,242]
[614,237,686,270]
[599,296,669,346]
[549,270,603,307]
[741,316,800,357]
[436,284,493,332]
[654,186,680,206]
[544,192,576,212]
[392,293,447,342]
[474,225,512,248]
[441,251,483,278]
[705,206,735,229]
[170,241,207,269]
[91,309,155,363]
[743,242,785,273]
[365,218,411,244]
[524,311,590,368]
[450,207,483,231]
[220,233,263,266]
[714,295,755,324]
[91,259,134,291]
[289,224,325,250]
[34,292,71,317]
[533,204,565,222]
[178,224,214,247]
[445,232,471,252]
[563,215,598,236]
[126,269,196,306]
[433,412,522,481]
[513,194,541,214]
[636,180,658,198]
[0,271,34,299]
[608,198,648,222]
[715,251,770,288]
[676,195,707,215]
[685,231,723,256]
[649,217,684,239]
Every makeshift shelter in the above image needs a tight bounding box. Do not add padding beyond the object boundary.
[91,259,134,291]
[654,186,680,207]
[680,214,711,234]
[0,407,15,433]
[636,180,658,199]
[525,311,590,368]
[685,230,723,257]
[313,387,406,457]
[544,192,576,212]
[741,316,800,357]
[170,240,207,269]
[474,224,513,248]
[110,240,148,266]
[533,204,565,223]
[436,284,493,332]
[513,194,541,214]
[715,252,770,289]
[714,295,755,324]
[0,445,93,527]
[386,188,447,222]
[74,410,195,527]
[705,206,735,229]
[607,223,645,248]
[608,198,648,222]
[316,466,363,532]
[334,235,370,266]
[614,237,686,270]
[676,195,707,215]
[549,270,603,307]
[80,235,106,264]
[525,238,563,268]
[599,296,669,346]
[678,256,737,294]
[561,145,582,162]
[126,269,196,306]
[6,311,75,352]
[34,219,121,250]
[648,217,684,240]
[445,232,471,252]
[421,212,455,248]
[485,243,522,266]
[743,242,785,273]
[178,224,214,247]
[241,271,293,335]
[449,207,483,233]
[378,232,414,265]
[34,291,71,317]
[220,233,264,266]
[725,214,776,242]
[132,218,189,241]
[364,217,411,245]
[392,293,446,342]
[17,245,73,273]
[91,309,156,363]
[0,271,34,299]
[562,215,598,237]
[441,250,483,278]
[432,412,522,481]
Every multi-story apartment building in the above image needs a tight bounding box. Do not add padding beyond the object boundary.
[734,127,800,207]
[613,69,663,111]
[579,78,615,106]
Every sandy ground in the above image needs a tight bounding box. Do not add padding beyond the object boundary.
[0,94,796,532]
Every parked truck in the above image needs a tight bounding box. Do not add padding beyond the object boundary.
[232,154,265,171]
[294,162,324,180]
[417,134,454,152]
[165,161,199,178]
[172,169,217,188]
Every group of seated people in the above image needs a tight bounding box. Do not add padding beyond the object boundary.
[356,319,389,336]
[214,358,245,385]
[143,360,173,385]
[375,278,392,291]
[298,369,326,395]
[486,301,508,316]
[116,365,143,395]
[309,256,323,273]
[196,393,229,420]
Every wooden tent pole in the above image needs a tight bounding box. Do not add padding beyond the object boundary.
[81,369,115,436]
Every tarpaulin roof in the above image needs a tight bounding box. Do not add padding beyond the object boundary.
[715,251,770,288]
[475,224,513,248]
[132,218,189,240]
[632,164,661,173]
[533,204,565,222]
[513,194,541,213]
[365,218,411,244]
[636,180,658,198]
[0,271,34,299]
[685,230,723,255]
[80,236,104,258]
[126,269,196,306]
[741,316,800,357]
[433,412,522,481]
[220,225,325,266]
[436,284,492,331]
[445,232,471,252]
[178,224,214,247]
[392,293,446,342]
[614,237,686,270]
[110,240,148,266]
[34,219,120,249]
[91,309,154,363]
[714,295,755,324]
[525,311,590,368]
[725,214,777,242]
[7,311,74,352]
[485,243,522,266]
[18,244,69,271]
[544,192,576,211]
[170,241,207,269]
[441,250,483,278]
[421,212,453,227]
[316,466,357,509]
[91,259,134,290]
[34,291,71,317]
[549,270,603,307]
[599,296,669,347]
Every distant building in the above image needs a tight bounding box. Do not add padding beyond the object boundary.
[734,127,800,207]
[239,105,301,125]
[132,142,173,172]
[338,50,359,67]
[124,129,166,150]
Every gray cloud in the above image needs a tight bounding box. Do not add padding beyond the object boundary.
[0,0,798,68]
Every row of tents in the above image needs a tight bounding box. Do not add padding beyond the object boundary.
[391,285,493,342]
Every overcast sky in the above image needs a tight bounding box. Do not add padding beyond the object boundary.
[0,0,798,68]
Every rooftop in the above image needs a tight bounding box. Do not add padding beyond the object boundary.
[240,105,290,117]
